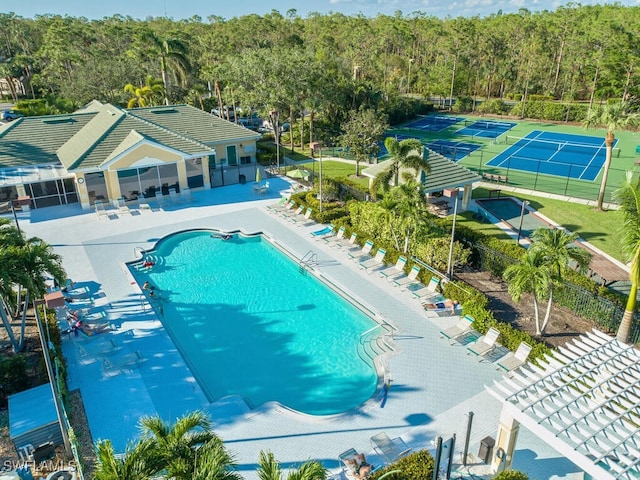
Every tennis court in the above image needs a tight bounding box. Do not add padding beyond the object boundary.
[377,133,417,157]
[457,120,516,139]
[403,115,465,132]
[486,130,617,181]
[426,139,481,162]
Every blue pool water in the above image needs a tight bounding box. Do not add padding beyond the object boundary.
[129,230,380,415]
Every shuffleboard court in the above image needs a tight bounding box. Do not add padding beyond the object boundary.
[426,139,481,162]
[457,120,516,138]
[404,115,465,132]
[486,130,617,181]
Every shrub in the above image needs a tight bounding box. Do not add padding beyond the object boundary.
[477,99,509,115]
[369,450,435,480]
[493,470,529,480]
[0,354,29,407]
[453,96,474,113]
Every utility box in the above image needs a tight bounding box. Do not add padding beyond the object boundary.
[478,436,495,464]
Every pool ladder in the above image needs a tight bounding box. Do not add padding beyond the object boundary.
[299,250,318,275]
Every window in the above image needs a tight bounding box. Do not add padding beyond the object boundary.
[240,156,251,165]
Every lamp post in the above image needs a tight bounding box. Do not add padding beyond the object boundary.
[269,110,280,172]
[517,200,530,244]
[314,142,323,213]
[10,199,21,236]
[446,190,459,279]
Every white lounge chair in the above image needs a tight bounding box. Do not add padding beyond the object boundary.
[467,327,501,359]
[359,248,386,271]
[378,256,407,280]
[411,276,441,300]
[117,197,131,215]
[94,200,108,219]
[440,315,475,342]
[333,232,357,249]
[348,239,374,261]
[252,181,269,194]
[103,350,144,376]
[266,195,288,212]
[168,188,181,204]
[323,226,346,245]
[392,265,421,288]
[339,448,374,480]
[496,342,532,372]
[370,432,411,464]
[283,204,304,220]
[291,207,312,225]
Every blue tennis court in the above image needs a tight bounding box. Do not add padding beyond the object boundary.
[486,130,616,181]
[404,115,464,132]
[457,120,516,138]
[377,134,417,157]
[426,139,481,162]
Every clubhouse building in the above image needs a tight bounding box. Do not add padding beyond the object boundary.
[0,101,261,210]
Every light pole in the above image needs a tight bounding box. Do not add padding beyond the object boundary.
[269,110,280,172]
[517,200,530,244]
[446,190,459,279]
[10,199,21,236]
[314,143,323,213]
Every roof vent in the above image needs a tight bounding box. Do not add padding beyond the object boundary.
[42,117,76,124]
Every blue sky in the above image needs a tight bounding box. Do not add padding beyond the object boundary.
[8,0,640,21]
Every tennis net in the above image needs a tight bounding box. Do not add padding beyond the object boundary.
[505,135,616,155]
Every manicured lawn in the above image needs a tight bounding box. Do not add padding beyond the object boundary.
[472,187,626,262]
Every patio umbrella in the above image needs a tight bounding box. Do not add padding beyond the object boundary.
[255,167,262,183]
[287,168,311,179]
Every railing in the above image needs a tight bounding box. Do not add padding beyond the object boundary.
[133,246,146,259]
[299,250,318,274]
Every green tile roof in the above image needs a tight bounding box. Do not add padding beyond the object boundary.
[362,148,481,193]
[0,102,261,172]
[0,113,96,169]
[129,104,261,145]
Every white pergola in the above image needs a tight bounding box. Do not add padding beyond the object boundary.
[487,329,640,480]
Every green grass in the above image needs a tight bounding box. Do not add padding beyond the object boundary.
[472,187,626,262]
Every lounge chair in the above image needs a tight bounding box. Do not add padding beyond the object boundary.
[283,205,304,220]
[496,342,532,372]
[370,432,411,464]
[103,350,144,376]
[266,195,288,212]
[378,256,407,280]
[94,200,108,219]
[348,240,374,261]
[392,265,421,288]
[440,315,475,342]
[252,181,269,194]
[323,226,345,245]
[359,248,386,271]
[168,188,181,204]
[339,448,374,480]
[310,224,334,238]
[411,276,441,300]
[422,298,461,317]
[77,338,118,359]
[270,199,295,215]
[117,197,131,215]
[291,207,312,225]
[333,232,357,249]
[466,327,501,359]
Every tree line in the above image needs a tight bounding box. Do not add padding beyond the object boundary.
[1,4,640,139]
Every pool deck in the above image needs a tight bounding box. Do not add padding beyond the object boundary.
[16,178,582,480]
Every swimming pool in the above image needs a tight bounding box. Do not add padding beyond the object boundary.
[128,230,383,416]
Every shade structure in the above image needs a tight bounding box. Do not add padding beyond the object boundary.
[486,329,640,480]
[255,168,261,183]
[287,168,311,179]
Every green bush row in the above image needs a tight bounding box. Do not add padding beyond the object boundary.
[508,100,589,122]
[369,450,435,480]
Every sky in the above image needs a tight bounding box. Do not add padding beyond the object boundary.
[6,0,640,21]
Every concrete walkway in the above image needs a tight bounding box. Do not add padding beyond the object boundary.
[16,179,582,480]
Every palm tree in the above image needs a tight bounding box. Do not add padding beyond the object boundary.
[139,411,223,480]
[503,248,552,336]
[583,101,640,210]
[529,227,591,335]
[93,438,159,480]
[124,75,165,108]
[139,31,191,105]
[256,450,326,480]
[190,437,242,480]
[371,137,429,199]
[0,221,65,352]
[613,171,640,343]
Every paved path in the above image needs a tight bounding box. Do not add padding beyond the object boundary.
[16,179,582,480]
